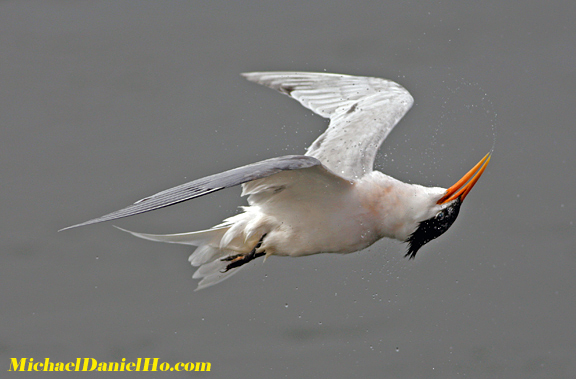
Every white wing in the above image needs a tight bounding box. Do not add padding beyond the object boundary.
[241,163,352,210]
[242,72,414,180]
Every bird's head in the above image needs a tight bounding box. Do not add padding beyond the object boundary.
[405,152,491,259]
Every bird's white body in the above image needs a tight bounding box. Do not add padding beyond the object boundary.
[235,172,445,258]
[128,169,447,288]
[66,71,490,290]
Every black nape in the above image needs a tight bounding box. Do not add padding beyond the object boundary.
[405,198,462,259]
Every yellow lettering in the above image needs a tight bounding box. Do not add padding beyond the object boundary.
[43,358,54,371]
[82,358,97,371]
[6,358,209,373]
[9,358,26,371]
[141,358,159,371]
[109,362,119,371]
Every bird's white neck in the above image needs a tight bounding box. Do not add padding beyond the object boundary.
[354,171,446,242]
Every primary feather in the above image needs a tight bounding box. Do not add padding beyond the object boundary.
[242,72,414,179]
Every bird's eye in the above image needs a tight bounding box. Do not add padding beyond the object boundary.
[436,211,445,220]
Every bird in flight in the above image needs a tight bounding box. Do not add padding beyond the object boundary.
[63,72,491,290]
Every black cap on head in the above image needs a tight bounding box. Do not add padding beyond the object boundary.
[405,198,462,259]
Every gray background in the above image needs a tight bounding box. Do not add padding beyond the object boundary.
[2,1,575,378]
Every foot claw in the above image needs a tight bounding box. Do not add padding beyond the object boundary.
[219,234,267,272]
[221,254,243,262]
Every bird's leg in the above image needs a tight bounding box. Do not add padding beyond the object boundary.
[221,234,267,272]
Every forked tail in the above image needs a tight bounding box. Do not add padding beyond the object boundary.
[115,226,255,290]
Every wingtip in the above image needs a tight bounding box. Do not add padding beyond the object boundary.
[241,72,261,82]
[58,214,117,232]
[58,221,93,232]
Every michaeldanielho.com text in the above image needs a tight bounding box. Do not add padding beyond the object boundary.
[9,358,211,372]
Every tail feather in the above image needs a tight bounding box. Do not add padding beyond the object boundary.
[188,244,224,266]
[115,226,248,290]
[191,258,245,290]
[113,225,227,246]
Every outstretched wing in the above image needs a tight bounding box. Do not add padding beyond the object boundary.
[61,155,325,230]
[242,72,414,180]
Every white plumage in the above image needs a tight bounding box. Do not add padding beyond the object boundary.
[243,72,414,179]
[64,72,491,290]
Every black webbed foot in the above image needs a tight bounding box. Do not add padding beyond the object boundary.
[220,234,267,272]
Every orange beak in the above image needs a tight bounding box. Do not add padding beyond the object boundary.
[437,152,491,204]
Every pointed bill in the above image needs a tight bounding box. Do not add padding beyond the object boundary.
[437,152,491,204]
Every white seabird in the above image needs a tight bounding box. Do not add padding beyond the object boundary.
[63,72,491,290]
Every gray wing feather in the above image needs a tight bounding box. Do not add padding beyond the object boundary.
[61,155,321,230]
[242,72,414,180]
